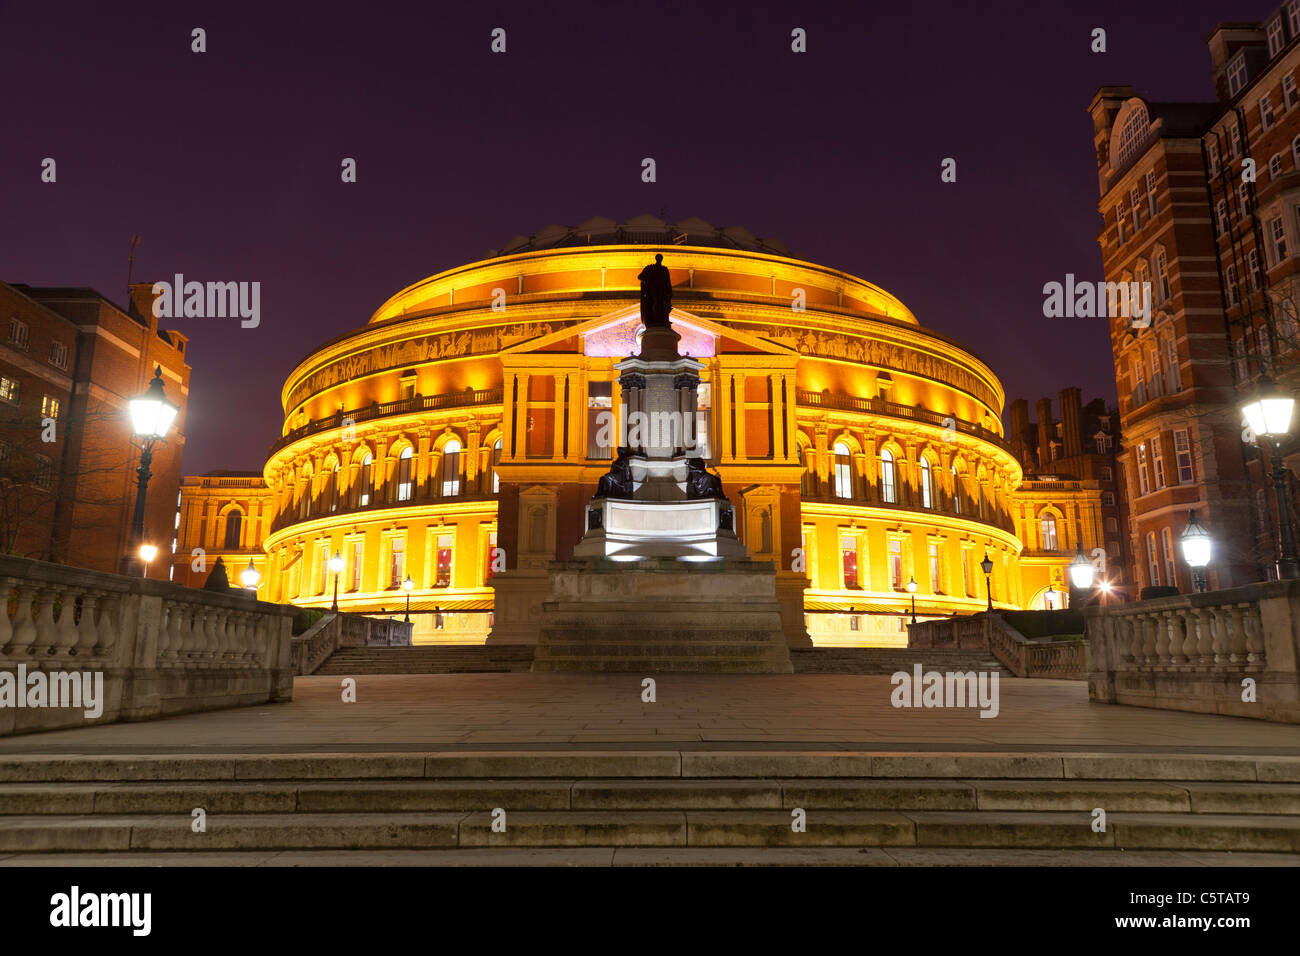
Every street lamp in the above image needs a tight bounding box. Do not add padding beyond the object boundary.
[122,366,178,575]
[240,558,261,592]
[328,551,345,611]
[402,575,414,623]
[980,552,994,612]
[1069,545,1095,589]
[1180,510,1213,593]
[906,575,917,623]
[1241,375,1299,579]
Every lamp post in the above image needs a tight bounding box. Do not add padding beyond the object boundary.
[328,551,345,611]
[906,575,917,623]
[1180,510,1212,593]
[240,558,261,592]
[122,367,178,576]
[980,552,993,612]
[1242,374,1298,579]
[402,575,414,623]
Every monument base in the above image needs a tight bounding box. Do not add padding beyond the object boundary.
[532,557,794,673]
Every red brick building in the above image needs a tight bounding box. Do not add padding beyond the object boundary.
[0,281,190,577]
[1090,5,1300,592]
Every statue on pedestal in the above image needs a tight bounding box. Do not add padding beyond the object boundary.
[637,254,673,329]
[595,446,635,498]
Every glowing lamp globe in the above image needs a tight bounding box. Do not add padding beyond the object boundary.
[1241,375,1295,440]
[129,367,179,440]
[241,559,261,589]
[328,551,345,574]
[1068,547,1094,588]
[1180,511,1212,569]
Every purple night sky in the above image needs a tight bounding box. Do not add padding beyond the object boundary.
[0,0,1260,475]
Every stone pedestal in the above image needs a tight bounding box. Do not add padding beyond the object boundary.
[532,557,794,673]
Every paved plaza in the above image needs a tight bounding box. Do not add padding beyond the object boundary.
[2,674,1297,755]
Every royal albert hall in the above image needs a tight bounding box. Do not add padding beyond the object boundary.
[174,216,1101,645]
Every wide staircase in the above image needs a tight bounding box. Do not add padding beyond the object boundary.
[314,645,535,675]
[1,751,1297,864]
[311,646,1008,677]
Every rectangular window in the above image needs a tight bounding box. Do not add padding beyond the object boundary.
[1149,350,1162,398]
[1285,74,1298,110]
[1269,16,1286,56]
[1152,438,1166,489]
[389,538,405,589]
[1208,140,1220,177]
[1131,355,1146,407]
[1103,491,1116,506]
[1216,200,1228,236]
[586,381,613,459]
[1173,429,1194,484]
[1234,338,1249,378]
[1248,249,1262,291]
[889,539,903,590]
[1226,264,1239,306]
[962,549,972,596]
[317,541,330,595]
[34,454,53,491]
[1155,251,1170,303]
[1161,527,1177,589]
[1229,123,1242,158]
[40,395,59,419]
[359,458,372,507]
[1115,203,1126,245]
[1261,93,1276,130]
[7,319,28,350]
[1145,170,1158,217]
[396,452,413,501]
[1290,0,1300,38]
[1146,532,1161,586]
[1136,443,1150,496]
[349,540,363,591]
[1238,181,1251,219]
[0,376,19,404]
[1270,215,1288,264]
[1130,186,1143,230]
[841,534,858,589]
[48,341,68,369]
[1101,466,1113,481]
[1165,337,1181,392]
[929,542,941,593]
[1270,153,1284,180]
[435,534,453,587]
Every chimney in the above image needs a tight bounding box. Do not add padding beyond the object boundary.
[1036,398,1053,468]
[1061,387,1083,459]
[1009,399,1030,466]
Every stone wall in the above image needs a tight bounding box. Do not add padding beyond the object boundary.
[0,555,296,736]
[1085,579,1300,723]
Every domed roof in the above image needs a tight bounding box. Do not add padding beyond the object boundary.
[488,215,795,258]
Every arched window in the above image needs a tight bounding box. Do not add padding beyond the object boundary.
[359,453,372,507]
[297,475,311,519]
[327,463,340,512]
[397,446,414,501]
[492,438,502,494]
[223,510,243,550]
[833,442,852,499]
[880,449,896,504]
[442,440,462,497]
[919,457,934,509]
[1115,101,1151,168]
[1040,514,1058,551]
[952,465,962,514]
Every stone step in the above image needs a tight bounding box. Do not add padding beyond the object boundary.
[3,847,1298,866]
[2,809,1297,852]
[5,778,1298,814]
[3,751,1299,783]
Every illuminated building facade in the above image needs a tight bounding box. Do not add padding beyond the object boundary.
[172,216,1102,645]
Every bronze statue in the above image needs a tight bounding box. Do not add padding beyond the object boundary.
[637,254,673,328]
[595,446,635,498]
[685,458,725,499]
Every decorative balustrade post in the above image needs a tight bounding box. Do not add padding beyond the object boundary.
[201,609,221,663]
[51,586,80,654]
[1139,613,1157,666]
[1153,612,1170,669]
[1210,607,1229,668]
[1226,605,1247,666]
[1192,606,1213,668]
[157,602,179,664]
[1166,610,1188,668]
[0,579,15,653]
[72,591,100,656]
[1244,605,1266,667]
[30,588,59,655]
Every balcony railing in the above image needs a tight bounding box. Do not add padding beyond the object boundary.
[269,387,504,457]
[796,389,1011,453]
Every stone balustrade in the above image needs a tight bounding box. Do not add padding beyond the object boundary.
[908,612,1088,679]
[0,554,296,736]
[1086,579,1300,723]
[292,610,412,675]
